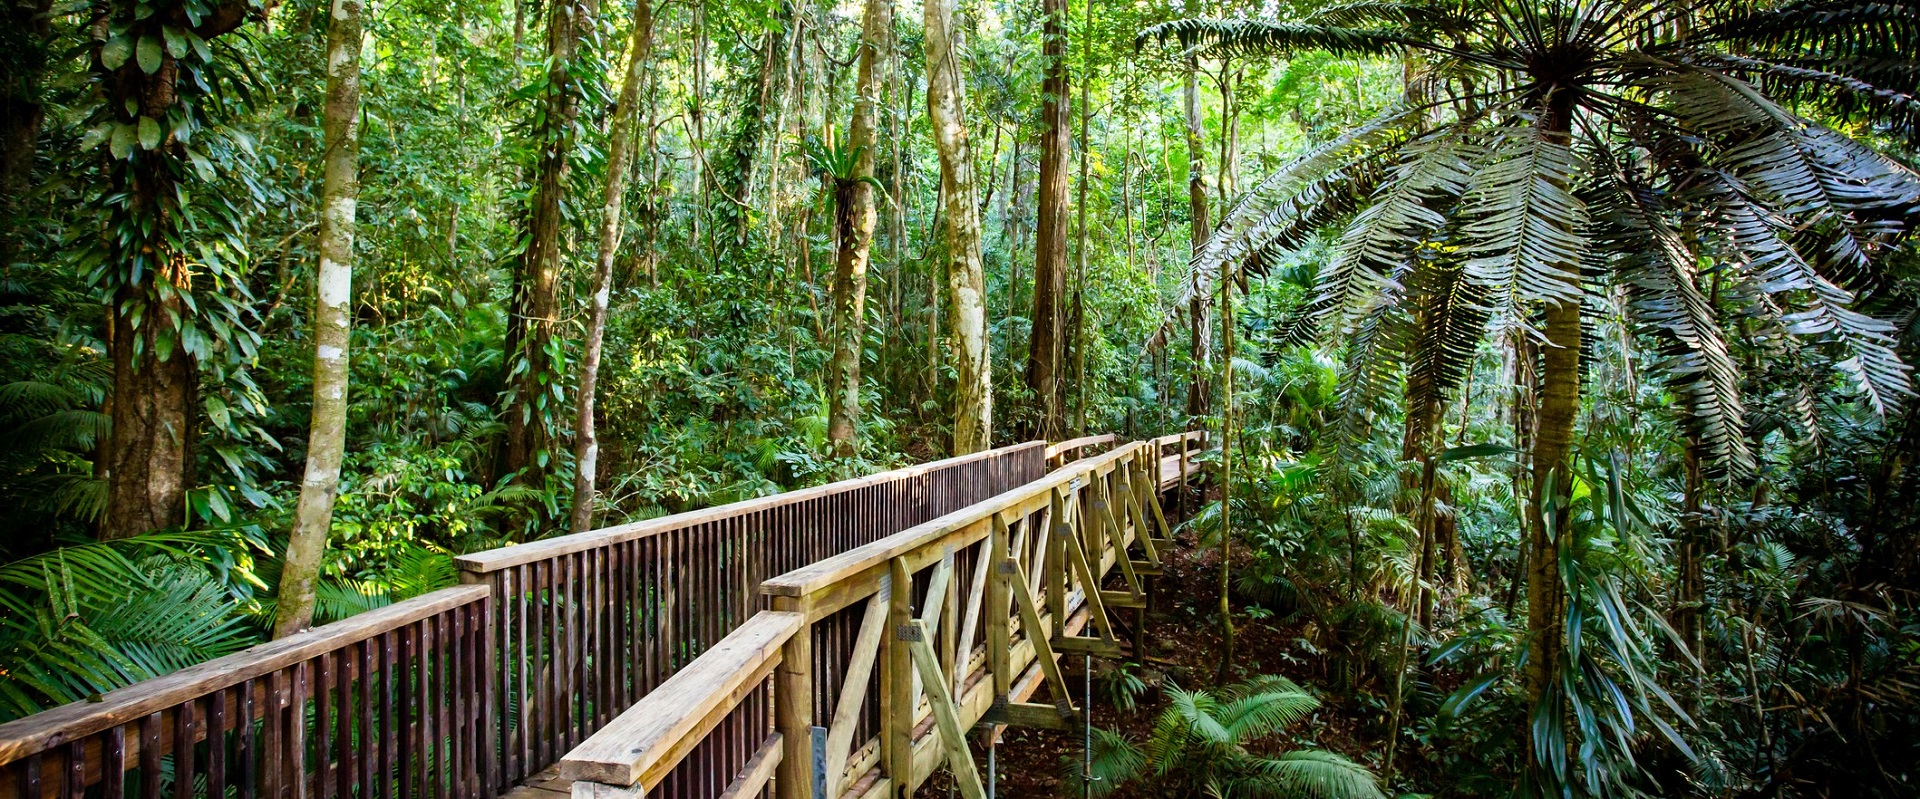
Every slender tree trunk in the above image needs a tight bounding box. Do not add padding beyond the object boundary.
[568,0,652,534]
[1026,0,1069,440]
[1215,264,1235,685]
[503,0,601,484]
[274,0,363,637]
[826,0,889,458]
[1524,88,1583,770]
[1183,62,1211,423]
[926,0,990,454]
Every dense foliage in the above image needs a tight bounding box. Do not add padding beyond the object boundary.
[1,0,1915,795]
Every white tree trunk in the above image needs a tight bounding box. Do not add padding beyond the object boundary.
[570,0,652,533]
[273,0,362,638]
[925,0,991,454]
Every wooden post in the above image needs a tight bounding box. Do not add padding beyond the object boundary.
[772,599,813,799]
[988,517,1011,704]
[885,558,914,797]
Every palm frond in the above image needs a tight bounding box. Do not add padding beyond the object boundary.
[1244,749,1386,799]
[1458,125,1588,334]
[1596,165,1755,472]
[1136,18,1403,59]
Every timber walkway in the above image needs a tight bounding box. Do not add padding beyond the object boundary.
[0,432,1203,799]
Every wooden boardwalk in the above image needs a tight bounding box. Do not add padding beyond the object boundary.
[0,433,1203,799]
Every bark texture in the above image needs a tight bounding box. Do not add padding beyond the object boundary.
[1182,63,1211,422]
[502,0,600,483]
[274,0,363,637]
[925,0,990,454]
[826,0,889,458]
[1523,89,1583,760]
[95,0,253,540]
[1026,0,1069,440]
[569,0,652,534]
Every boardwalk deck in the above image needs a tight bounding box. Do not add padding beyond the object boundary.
[0,433,1205,799]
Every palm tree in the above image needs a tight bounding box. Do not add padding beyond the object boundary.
[1142,0,1919,790]
[1084,675,1384,799]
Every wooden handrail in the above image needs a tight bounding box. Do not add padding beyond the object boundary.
[561,612,800,789]
[762,444,1144,600]
[0,584,489,765]
[458,442,1045,573]
[1043,433,1116,462]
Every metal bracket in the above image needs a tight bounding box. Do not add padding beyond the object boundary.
[896,624,923,642]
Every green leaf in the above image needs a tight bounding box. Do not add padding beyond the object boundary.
[109,124,136,159]
[137,117,161,150]
[100,35,133,70]
[1438,443,1516,463]
[136,35,163,74]
[162,25,189,58]
[1439,672,1502,718]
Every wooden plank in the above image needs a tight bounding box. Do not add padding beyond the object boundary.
[1004,561,1075,716]
[823,589,888,798]
[714,733,782,799]
[950,540,990,697]
[557,612,800,787]
[979,702,1070,731]
[0,586,489,766]
[903,623,984,799]
[1060,533,1118,645]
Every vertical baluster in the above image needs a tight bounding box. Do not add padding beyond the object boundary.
[400,623,418,799]
[140,712,162,799]
[21,752,42,799]
[175,698,196,799]
[104,726,126,799]
[338,645,358,799]
[239,678,257,799]
[381,632,396,799]
[64,740,84,799]
[451,605,469,799]
[208,688,229,799]
[316,651,334,799]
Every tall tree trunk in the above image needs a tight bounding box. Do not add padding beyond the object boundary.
[274,0,363,637]
[0,0,52,264]
[102,301,195,539]
[95,0,253,541]
[1069,0,1092,436]
[502,0,601,484]
[826,0,889,458]
[1182,61,1211,423]
[925,0,990,454]
[568,0,652,534]
[1523,88,1582,770]
[1026,0,1069,440]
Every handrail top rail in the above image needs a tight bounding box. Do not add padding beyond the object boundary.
[0,584,489,765]
[761,442,1152,599]
[1043,433,1117,459]
[458,441,1047,573]
[1152,430,1205,448]
[559,611,802,788]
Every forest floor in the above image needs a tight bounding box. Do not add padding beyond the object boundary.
[923,532,1390,798]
